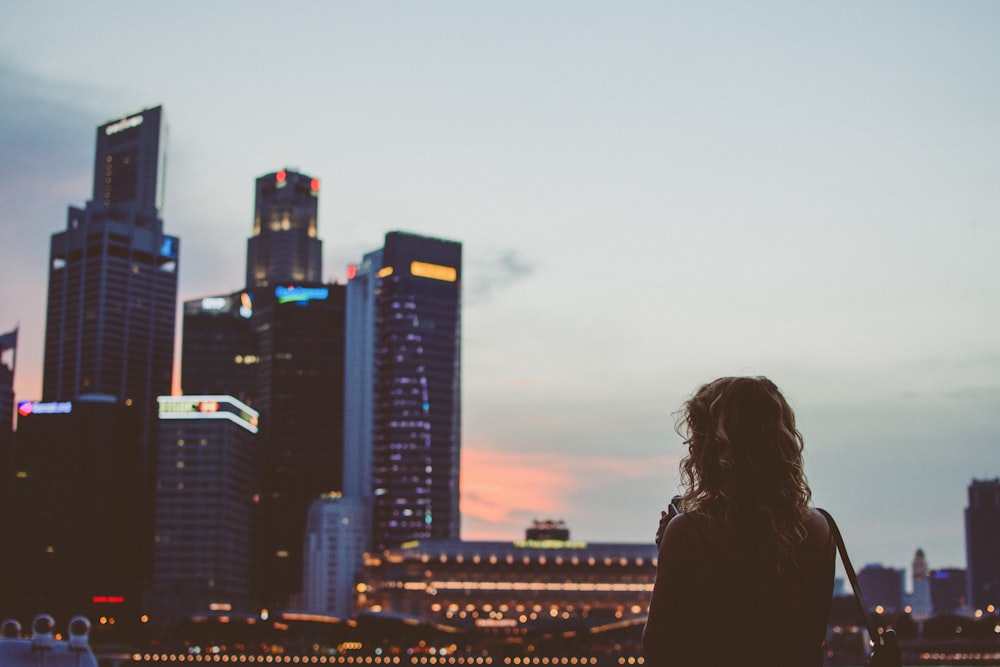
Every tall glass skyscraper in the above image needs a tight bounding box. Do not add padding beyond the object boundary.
[42,105,178,440]
[345,231,462,552]
[246,169,322,289]
[965,478,1000,610]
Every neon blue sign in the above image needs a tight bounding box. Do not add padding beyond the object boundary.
[275,285,329,304]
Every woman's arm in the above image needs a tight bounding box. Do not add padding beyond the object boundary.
[642,513,698,665]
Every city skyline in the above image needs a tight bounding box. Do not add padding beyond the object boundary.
[2,2,999,576]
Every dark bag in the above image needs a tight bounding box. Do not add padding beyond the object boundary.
[817,509,902,667]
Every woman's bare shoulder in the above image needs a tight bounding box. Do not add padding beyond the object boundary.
[803,508,833,548]
[659,511,719,556]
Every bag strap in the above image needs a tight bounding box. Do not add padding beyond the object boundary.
[816,508,879,641]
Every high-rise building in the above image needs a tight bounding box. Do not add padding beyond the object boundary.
[345,231,462,552]
[255,283,347,609]
[965,478,1000,610]
[930,568,968,616]
[1,396,145,632]
[0,328,15,441]
[42,105,178,458]
[0,329,17,603]
[180,291,259,404]
[246,169,321,289]
[177,169,341,612]
[150,395,260,627]
[302,494,369,618]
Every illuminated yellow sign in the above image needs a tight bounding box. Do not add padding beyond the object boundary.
[377,266,394,278]
[410,261,457,282]
[512,539,589,550]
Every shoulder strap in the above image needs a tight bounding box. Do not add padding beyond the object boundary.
[816,508,878,640]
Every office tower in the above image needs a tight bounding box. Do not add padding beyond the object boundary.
[2,397,144,632]
[302,494,369,618]
[343,249,381,505]
[856,564,904,613]
[246,169,321,289]
[255,283,347,610]
[42,105,178,457]
[965,478,1000,610]
[345,231,462,552]
[151,396,260,626]
[180,291,259,403]
[930,568,968,615]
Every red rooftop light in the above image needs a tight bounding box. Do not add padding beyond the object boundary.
[310,178,320,191]
[276,170,287,183]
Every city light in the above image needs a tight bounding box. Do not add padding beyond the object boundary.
[410,261,456,282]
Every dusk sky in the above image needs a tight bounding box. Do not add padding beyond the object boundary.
[2,2,998,581]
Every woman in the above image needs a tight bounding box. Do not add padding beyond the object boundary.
[642,376,834,667]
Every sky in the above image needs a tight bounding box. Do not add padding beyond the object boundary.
[1,1,999,581]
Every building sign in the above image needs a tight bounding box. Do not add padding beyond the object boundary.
[17,401,72,416]
[275,285,329,304]
[201,297,228,311]
[104,114,144,135]
[91,595,125,604]
[157,395,259,433]
[410,261,457,282]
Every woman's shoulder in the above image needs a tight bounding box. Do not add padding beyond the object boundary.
[659,511,726,554]
[801,507,834,552]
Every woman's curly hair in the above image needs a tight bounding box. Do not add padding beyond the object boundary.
[676,376,812,569]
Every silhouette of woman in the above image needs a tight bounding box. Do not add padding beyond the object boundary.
[642,376,834,667]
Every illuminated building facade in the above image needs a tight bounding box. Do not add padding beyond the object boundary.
[246,169,322,289]
[151,396,260,626]
[180,291,259,404]
[42,106,177,433]
[345,232,462,553]
[254,283,347,610]
[965,477,1000,610]
[358,534,657,638]
[0,396,145,627]
[176,168,343,612]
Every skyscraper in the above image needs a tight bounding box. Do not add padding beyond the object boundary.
[965,478,1000,610]
[151,395,260,627]
[180,291,259,404]
[246,169,321,289]
[0,328,17,605]
[255,283,347,609]
[0,328,15,449]
[176,169,342,612]
[42,105,178,453]
[345,231,462,552]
